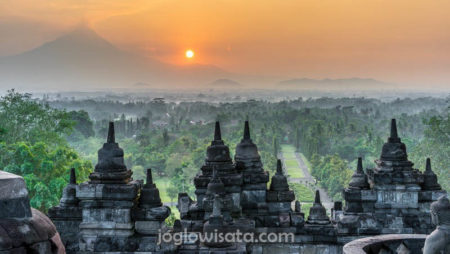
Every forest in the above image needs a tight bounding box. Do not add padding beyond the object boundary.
[1,90,448,221]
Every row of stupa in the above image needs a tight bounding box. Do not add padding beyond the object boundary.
[47,119,447,253]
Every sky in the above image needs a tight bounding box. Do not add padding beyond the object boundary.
[1,0,450,87]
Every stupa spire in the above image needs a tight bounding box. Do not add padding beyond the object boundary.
[356,157,363,173]
[422,158,441,190]
[390,119,398,139]
[314,190,321,204]
[270,159,289,191]
[276,159,283,175]
[348,157,370,189]
[70,168,76,184]
[146,168,153,185]
[426,158,432,172]
[243,121,250,140]
[206,167,225,195]
[90,122,130,183]
[380,119,408,162]
[139,168,163,208]
[307,189,330,224]
[107,121,115,143]
[214,121,221,141]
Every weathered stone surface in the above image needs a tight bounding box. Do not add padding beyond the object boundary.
[270,160,290,192]
[343,234,426,254]
[0,171,32,219]
[424,195,450,254]
[89,122,132,184]
[132,206,171,221]
[77,181,140,201]
[138,168,163,208]
[47,122,172,253]
[307,191,331,225]
[41,119,448,253]
[422,158,442,191]
[0,172,65,253]
[338,119,447,238]
[348,158,370,190]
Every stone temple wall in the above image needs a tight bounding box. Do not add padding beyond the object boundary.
[336,119,446,237]
[20,119,447,253]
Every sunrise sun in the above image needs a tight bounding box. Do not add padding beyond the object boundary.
[185,50,194,59]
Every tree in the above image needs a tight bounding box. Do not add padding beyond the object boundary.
[273,137,279,158]
[411,112,450,191]
[163,129,169,146]
[0,90,92,212]
[68,110,95,139]
[0,90,73,145]
[0,142,92,211]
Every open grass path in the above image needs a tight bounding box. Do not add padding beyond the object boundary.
[280,144,334,212]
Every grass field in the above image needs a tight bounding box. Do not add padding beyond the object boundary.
[154,178,172,203]
[289,183,315,202]
[286,167,304,178]
[301,203,313,218]
[281,144,304,178]
[284,159,298,168]
[300,153,311,172]
[281,144,296,153]
[283,153,296,159]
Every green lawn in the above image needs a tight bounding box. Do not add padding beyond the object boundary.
[300,153,311,172]
[289,183,315,202]
[154,177,172,203]
[285,159,299,168]
[286,167,304,178]
[301,203,313,218]
[283,152,304,178]
[281,144,296,153]
[169,206,180,219]
[283,153,296,159]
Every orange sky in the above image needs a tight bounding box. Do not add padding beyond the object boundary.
[1,0,450,86]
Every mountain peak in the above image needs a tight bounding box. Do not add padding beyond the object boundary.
[209,78,241,87]
[46,26,115,50]
[65,25,102,39]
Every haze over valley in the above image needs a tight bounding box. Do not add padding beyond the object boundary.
[0,25,447,95]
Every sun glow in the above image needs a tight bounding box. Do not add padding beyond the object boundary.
[185,50,194,59]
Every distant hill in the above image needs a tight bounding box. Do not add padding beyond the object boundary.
[0,26,398,92]
[208,78,242,87]
[0,26,230,91]
[278,78,393,89]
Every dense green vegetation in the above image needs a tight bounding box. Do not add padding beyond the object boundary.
[281,145,304,178]
[0,90,92,211]
[1,90,448,214]
[290,183,315,202]
[50,95,449,203]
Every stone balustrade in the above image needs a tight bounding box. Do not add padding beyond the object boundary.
[343,234,427,254]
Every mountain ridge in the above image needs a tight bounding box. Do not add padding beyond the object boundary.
[0,26,230,90]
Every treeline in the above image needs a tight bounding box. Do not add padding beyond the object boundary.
[0,90,92,211]
[63,96,448,201]
[2,90,448,212]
